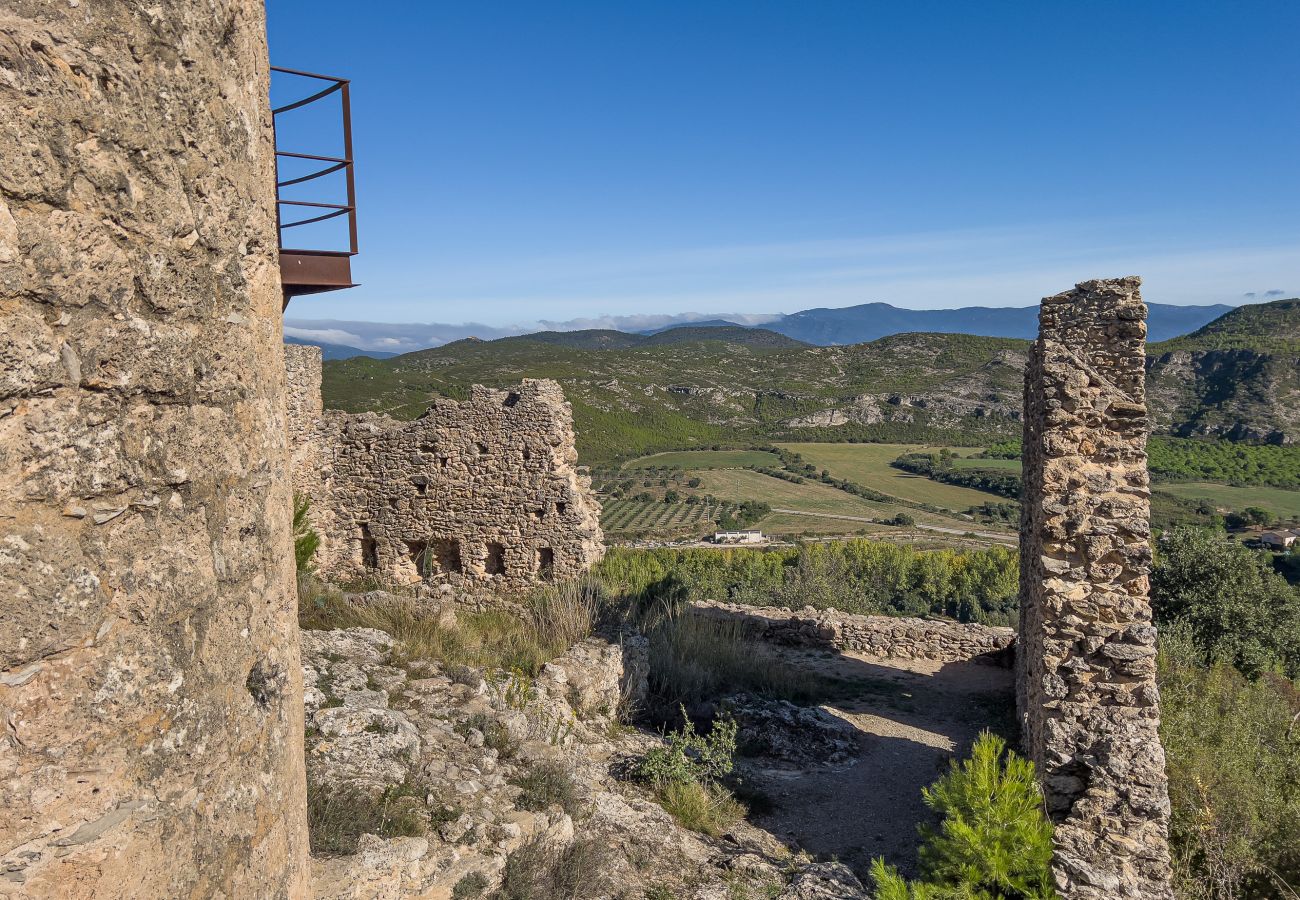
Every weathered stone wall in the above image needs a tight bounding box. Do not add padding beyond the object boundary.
[0,3,308,896]
[691,601,1015,664]
[288,359,604,587]
[1017,277,1173,898]
[286,343,325,503]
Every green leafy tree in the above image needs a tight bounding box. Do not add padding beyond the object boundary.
[1152,527,1300,678]
[871,732,1057,900]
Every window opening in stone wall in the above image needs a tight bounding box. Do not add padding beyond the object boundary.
[556,501,567,516]
[406,540,431,576]
[522,446,531,461]
[485,542,506,576]
[358,523,378,569]
[504,392,520,407]
[476,442,489,455]
[537,547,555,579]
[439,456,449,469]
[432,538,462,574]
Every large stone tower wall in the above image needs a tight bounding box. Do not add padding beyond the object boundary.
[1017,277,1173,898]
[0,3,308,896]
[287,346,604,588]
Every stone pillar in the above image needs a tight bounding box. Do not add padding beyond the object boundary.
[1017,277,1173,899]
[0,3,309,896]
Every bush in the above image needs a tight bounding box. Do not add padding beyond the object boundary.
[636,709,738,787]
[871,732,1057,900]
[1153,527,1300,678]
[511,759,582,816]
[1159,636,1300,899]
[496,836,612,900]
[293,492,321,574]
[451,871,489,899]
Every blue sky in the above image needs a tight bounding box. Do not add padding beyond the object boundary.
[268,0,1299,328]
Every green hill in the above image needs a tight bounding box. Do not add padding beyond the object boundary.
[1146,299,1300,444]
[321,302,1300,464]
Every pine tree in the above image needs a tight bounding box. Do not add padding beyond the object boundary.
[871,731,1058,899]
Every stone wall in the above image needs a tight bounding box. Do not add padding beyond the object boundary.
[289,353,604,588]
[691,601,1015,664]
[1017,277,1173,898]
[0,3,309,896]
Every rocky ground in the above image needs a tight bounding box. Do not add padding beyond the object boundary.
[300,597,1014,899]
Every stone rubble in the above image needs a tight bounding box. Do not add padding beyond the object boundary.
[300,616,870,899]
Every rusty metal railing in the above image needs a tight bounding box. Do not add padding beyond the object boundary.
[271,66,358,257]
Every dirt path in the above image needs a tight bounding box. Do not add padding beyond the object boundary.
[747,645,1015,880]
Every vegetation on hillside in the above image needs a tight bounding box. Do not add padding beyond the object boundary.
[595,540,1019,625]
[1152,527,1300,898]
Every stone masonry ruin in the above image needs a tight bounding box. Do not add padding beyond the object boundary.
[285,344,604,588]
[1018,277,1174,898]
[0,3,309,895]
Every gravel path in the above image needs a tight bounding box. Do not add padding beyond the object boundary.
[747,646,1015,881]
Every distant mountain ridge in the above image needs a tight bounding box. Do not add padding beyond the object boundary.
[320,299,1300,463]
[645,301,1234,345]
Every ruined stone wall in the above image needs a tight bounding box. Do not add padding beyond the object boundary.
[285,343,326,506]
[1017,277,1173,898]
[288,359,604,587]
[693,601,1015,664]
[0,4,308,896]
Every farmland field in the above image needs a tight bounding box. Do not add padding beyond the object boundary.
[777,442,1007,511]
[1153,483,1300,520]
[695,468,1004,535]
[600,499,719,536]
[624,449,781,469]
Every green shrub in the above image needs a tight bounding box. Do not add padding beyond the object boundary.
[636,710,737,787]
[1159,637,1300,899]
[511,759,582,816]
[293,492,321,574]
[870,732,1057,900]
[452,871,489,899]
[1153,527,1300,678]
[496,836,612,900]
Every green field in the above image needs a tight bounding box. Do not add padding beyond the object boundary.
[601,499,720,536]
[1154,483,1300,520]
[624,449,780,469]
[777,442,1008,511]
[695,468,1001,535]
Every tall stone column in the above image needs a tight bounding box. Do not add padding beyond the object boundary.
[0,3,309,896]
[1017,277,1173,898]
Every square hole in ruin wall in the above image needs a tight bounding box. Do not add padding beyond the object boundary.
[537,547,555,579]
[485,542,506,576]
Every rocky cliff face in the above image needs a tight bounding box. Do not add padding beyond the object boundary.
[0,3,308,895]
[1147,347,1300,443]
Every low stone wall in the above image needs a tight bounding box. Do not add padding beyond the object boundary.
[690,601,1016,665]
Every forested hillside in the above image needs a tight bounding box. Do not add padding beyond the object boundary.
[320,299,1300,464]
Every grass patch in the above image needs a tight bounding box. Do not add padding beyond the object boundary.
[511,759,583,816]
[641,605,836,714]
[496,836,613,900]
[299,576,602,676]
[306,775,430,856]
[658,779,746,837]
[451,871,490,899]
